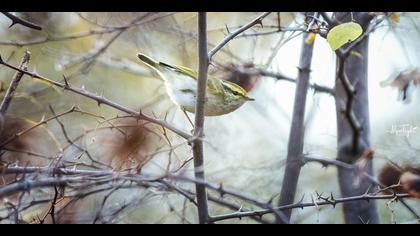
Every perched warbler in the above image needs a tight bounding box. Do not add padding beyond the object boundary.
[137,53,254,116]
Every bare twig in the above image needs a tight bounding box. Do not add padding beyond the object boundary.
[259,69,335,96]
[168,174,289,224]
[0,51,31,115]
[193,12,210,224]
[304,155,420,218]
[210,192,410,222]
[208,12,271,61]
[336,15,383,59]
[320,12,337,28]
[0,106,78,148]
[0,12,174,47]
[1,12,42,31]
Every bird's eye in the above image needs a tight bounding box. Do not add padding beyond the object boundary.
[232,91,240,96]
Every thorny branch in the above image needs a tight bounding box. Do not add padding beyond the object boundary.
[0,55,192,140]
[208,12,271,61]
[0,13,174,47]
[304,155,420,218]
[1,12,42,31]
[210,192,410,222]
[0,164,413,223]
[0,51,31,115]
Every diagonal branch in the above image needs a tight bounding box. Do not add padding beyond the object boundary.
[0,51,31,115]
[209,192,410,222]
[0,55,191,140]
[1,12,42,31]
[208,12,271,61]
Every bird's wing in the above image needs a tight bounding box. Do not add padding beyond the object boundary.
[160,62,223,94]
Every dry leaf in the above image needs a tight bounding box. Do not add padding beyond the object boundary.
[380,69,420,101]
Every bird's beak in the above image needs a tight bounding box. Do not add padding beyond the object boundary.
[245,96,255,101]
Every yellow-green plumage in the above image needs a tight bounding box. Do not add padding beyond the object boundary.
[137,53,254,116]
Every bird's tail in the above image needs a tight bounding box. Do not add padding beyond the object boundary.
[137,53,166,81]
[137,53,160,67]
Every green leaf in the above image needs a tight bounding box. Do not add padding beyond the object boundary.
[327,22,363,50]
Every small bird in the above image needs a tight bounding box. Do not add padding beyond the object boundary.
[137,53,254,116]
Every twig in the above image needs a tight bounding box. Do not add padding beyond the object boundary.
[319,12,337,27]
[0,106,78,148]
[1,12,42,31]
[336,15,383,59]
[0,56,191,140]
[0,51,31,115]
[304,155,420,218]
[193,12,210,224]
[168,174,289,224]
[259,69,335,96]
[210,192,410,222]
[208,12,271,61]
[336,59,361,153]
[0,12,173,46]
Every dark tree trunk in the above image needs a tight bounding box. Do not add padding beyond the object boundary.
[334,12,379,224]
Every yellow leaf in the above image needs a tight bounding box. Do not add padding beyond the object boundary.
[389,13,400,24]
[305,32,317,45]
[327,22,363,50]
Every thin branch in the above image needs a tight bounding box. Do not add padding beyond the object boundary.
[0,56,191,140]
[304,155,420,218]
[320,12,337,27]
[193,12,210,224]
[0,51,31,115]
[2,164,415,223]
[337,59,361,153]
[210,192,410,222]
[259,69,335,96]
[208,12,271,61]
[1,12,42,31]
[0,106,78,148]
[168,174,289,224]
[336,15,383,59]
[0,12,174,47]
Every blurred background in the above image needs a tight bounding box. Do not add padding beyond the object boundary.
[0,12,419,223]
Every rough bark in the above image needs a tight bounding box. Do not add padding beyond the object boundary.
[334,12,379,224]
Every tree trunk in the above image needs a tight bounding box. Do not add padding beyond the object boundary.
[278,26,315,222]
[334,12,379,224]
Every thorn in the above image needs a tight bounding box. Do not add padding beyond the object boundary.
[219,183,225,197]
[299,194,305,203]
[0,54,3,64]
[62,75,69,88]
[225,24,230,34]
[8,22,16,28]
[257,19,263,28]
